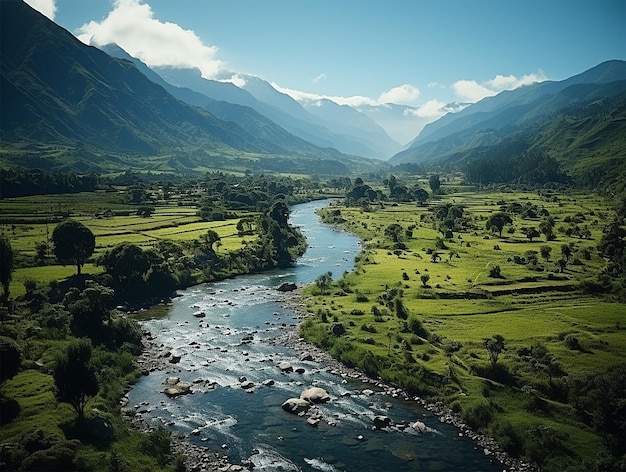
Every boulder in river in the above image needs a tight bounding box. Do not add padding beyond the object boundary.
[163,381,192,397]
[277,361,293,373]
[281,398,311,414]
[373,415,392,430]
[276,282,297,292]
[300,387,330,404]
[411,420,426,433]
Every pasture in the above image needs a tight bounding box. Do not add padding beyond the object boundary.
[0,192,258,297]
[301,188,624,468]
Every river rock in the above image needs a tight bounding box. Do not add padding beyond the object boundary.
[411,420,426,433]
[300,387,330,404]
[240,381,255,390]
[373,415,392,429]
[262,379,275,386]
[281,398,311,414]
[193,311,206,318]
[164,381,192,397]
[300,351,313,361]
[277,361,293,372]
[276,282,297,292]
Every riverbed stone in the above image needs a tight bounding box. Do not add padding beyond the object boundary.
[277,361,293,372]
[373,415,392,429]
[300,387,330,404]
[281,398,311,414]
[277,282,297,292]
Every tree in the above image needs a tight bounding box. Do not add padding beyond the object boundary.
[52,220,95,275]
[539,217,556,241]
[384,224,404,244]
[0,336,21,383]
[202,230,221,253]
[429,174,441,194]
[315,271,333,294]
[53,338,98,418]
[414,188,429,205]
[561,244,573,262]
[0,236,14,303]
[521,227,541,242]
[98,243,150,300]
[486,212,513,238]
[420,274,430,287]
[483,334,505,365]
[540,245,552,261]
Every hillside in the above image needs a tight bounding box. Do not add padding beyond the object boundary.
[390,61,626,187]
[0,0,383,176]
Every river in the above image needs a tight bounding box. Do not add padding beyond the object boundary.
[127,200,503,472]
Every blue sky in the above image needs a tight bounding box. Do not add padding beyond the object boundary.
[24,0,626,140]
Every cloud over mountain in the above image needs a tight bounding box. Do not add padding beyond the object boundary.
[76,0,225,78]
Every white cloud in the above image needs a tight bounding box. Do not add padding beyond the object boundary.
[271,83,380,107]
[312,73,327,84]
[453,71,548,103]
[24,0,56,20]
[453,80,497,102]
[272,83,421,108]
[404,99,448,119]
[377,84,420,104]
[76,0,225,79]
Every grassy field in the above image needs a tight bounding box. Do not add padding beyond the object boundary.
[0,192,258,297]
[301,187,624,470]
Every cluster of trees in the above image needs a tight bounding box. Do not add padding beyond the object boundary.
[0,169,98,198]
[465,152,568,186]
[345,174,432,207]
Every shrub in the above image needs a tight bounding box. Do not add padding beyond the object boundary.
[488,265,502,278]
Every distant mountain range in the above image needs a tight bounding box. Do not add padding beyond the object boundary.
[0,0,385,175]
[1,0,624,184]
[389,60,626,187]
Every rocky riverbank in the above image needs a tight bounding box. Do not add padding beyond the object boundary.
[274,290,538,472]
[123,287,537,472]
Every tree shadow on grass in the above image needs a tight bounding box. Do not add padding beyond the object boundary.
[0,398,20,425]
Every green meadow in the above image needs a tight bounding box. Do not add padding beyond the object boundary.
[1,193,258,297]
[301,187,624,470]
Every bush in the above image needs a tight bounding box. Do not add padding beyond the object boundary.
[488,265,502,278]
[464,401,495,429]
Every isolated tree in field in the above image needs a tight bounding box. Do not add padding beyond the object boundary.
[539,217,556,241]
[430,252,442,263]
[486,212,513,238]
[52,220,95,275]
[414,188,429,205]
[561,244,573,262]
[521,227,541,242]
[483,334,506,365]
[315,271,333,294]
[0,236,14,303]
[429,174,441,194]
[420,274,430,287]
[540,245,552,261]
[53,338,98,418]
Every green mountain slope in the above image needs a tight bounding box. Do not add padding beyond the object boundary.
[0,0,384,176]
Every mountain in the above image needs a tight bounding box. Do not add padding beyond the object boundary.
[149,65,399,159]
[391,60,626,169]
[99,44,351,160]
[1,0,384,176]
